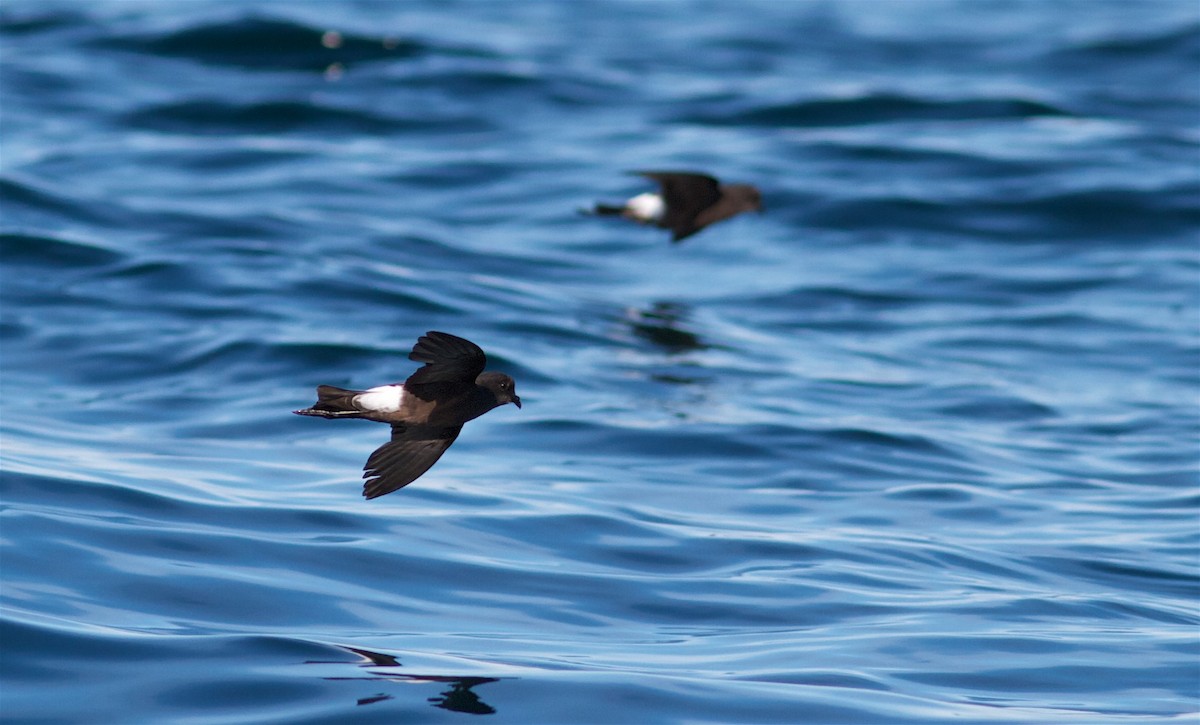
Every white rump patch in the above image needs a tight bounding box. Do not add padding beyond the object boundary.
[355,385,406,413]
[626,192,665,222]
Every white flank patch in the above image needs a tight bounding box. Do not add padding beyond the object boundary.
[355,385,406,412]
[626,192,665,222]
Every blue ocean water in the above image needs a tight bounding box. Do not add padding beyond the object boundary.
[2,0,1198,722]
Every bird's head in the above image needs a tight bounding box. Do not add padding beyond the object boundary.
[477,372,522,409]
[729,184,763,213]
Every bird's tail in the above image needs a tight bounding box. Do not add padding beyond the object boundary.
[588,203,626,216]
[294,385,366,418]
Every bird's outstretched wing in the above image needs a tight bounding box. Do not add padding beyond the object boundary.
[404,331,487,388]
[361,424,462,499]
[635,171,721,241]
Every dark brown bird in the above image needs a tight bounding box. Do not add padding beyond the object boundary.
[294,331,521,499]
[590,171,762,242]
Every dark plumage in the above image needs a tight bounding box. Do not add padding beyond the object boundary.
[294,331,521,499]
[590,171,763,242]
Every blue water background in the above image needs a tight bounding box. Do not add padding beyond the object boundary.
[2,1,1198,722]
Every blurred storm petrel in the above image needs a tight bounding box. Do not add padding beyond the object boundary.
[294,331,521,499]
[589,171,762,242]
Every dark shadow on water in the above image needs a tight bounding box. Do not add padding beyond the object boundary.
[308,645,503,716]
[341,646,400,667]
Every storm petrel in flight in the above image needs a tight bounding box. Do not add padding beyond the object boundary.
[590,171,762,242]
[294,331,521,499]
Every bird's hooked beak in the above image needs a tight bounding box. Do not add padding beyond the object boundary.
[511,395,522,409]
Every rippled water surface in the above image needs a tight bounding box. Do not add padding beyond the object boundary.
[2,1,1198,723]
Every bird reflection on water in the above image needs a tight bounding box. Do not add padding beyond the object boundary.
[426,676,499,715]
[624,301,708,355]
[614,301,721,394]
[308,645,502,716]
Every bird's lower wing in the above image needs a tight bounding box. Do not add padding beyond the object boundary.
[362,425,462,499]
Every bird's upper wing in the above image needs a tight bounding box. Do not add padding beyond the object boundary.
[635,172,722,240]
[361,424,462,499]
[404,331,487,388]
